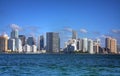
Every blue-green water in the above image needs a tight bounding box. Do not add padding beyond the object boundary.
[0,54,120,76]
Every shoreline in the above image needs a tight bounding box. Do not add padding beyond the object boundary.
[0,53,119,55]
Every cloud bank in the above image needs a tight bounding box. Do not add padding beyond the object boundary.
[80,29,87,33]
[10,24,21,31]
[100,35,111,38]
[111,29,120,34]
[63,27,72,32]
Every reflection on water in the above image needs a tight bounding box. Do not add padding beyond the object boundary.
[0,54,120,76]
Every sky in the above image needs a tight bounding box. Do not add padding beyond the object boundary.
[0,0,120,47]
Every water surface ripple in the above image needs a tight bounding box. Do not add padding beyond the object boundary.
[0,54,120,76]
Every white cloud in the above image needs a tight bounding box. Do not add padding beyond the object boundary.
[80,29,87,33]
[64,27,72,32]
[100,35,111,38]
[92,31,100,35]
[111,29,120,34]
[10,24,21,30]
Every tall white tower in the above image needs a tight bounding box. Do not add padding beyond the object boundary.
[82,38,88,52]
[88,39,94,54]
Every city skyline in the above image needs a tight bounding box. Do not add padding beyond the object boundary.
[0,0,120,47]
[0,25,119,54]
[0,23,119,47]
[0,1,120,76]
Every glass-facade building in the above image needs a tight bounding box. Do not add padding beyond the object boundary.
[46,32,60,53]
[39,35,44,50]
[27,37,36,46]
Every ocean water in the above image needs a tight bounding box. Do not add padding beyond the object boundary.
[0,54,120,76]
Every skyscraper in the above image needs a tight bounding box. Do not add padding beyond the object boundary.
[93,39,101,54]
[93,44,99,54]
[96,39,100,45]
[0,34,8,52]
[88,39,94,54]
[105,37,117,54]
[8,38,15,51]
[27,37,36,46]
[71,39,77,51]
[46,32,60,53]
[64,39,77,52]
[32,45,37,53]
[72,30,77,39]
[82,38,88,52]
[39,35,44,50]
[19,35,26,46]
[23,44,31,53]
[67,44,75,52]
[11,29,18,38]
[10,29,22,52]
[110,38,117,54]
[117,45,120,54]
[105,37,111,52]
[77,39,82,51]
[15,38,22,52]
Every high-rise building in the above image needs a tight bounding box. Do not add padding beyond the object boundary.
[8,38,15,51]
[64,39,77,52]
[105,37,111,52]
[0,34,8,52]
[105,37,117,54]
[93,44,99,54]
[11,29,18,38]
[19,35,26,46]
[71,39,77,51]
[15,38,22,52]
[27,37,36,46]
[72,30,77,39]
[96,39,100,45]
[110,38,117,53]
[10,29,22,52]
[32,45,37,53]
[82,38,88,52]
[39,35,44,50]
[46,32,60,53]
[77,39,82,51]
[93,39,101,54]
[88,39,94,54]
[23,44,31,53]
[117,45,120,54]
[67,44,75,52]
[64,42,68,48]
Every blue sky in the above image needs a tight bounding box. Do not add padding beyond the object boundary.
[0,0,120,46]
